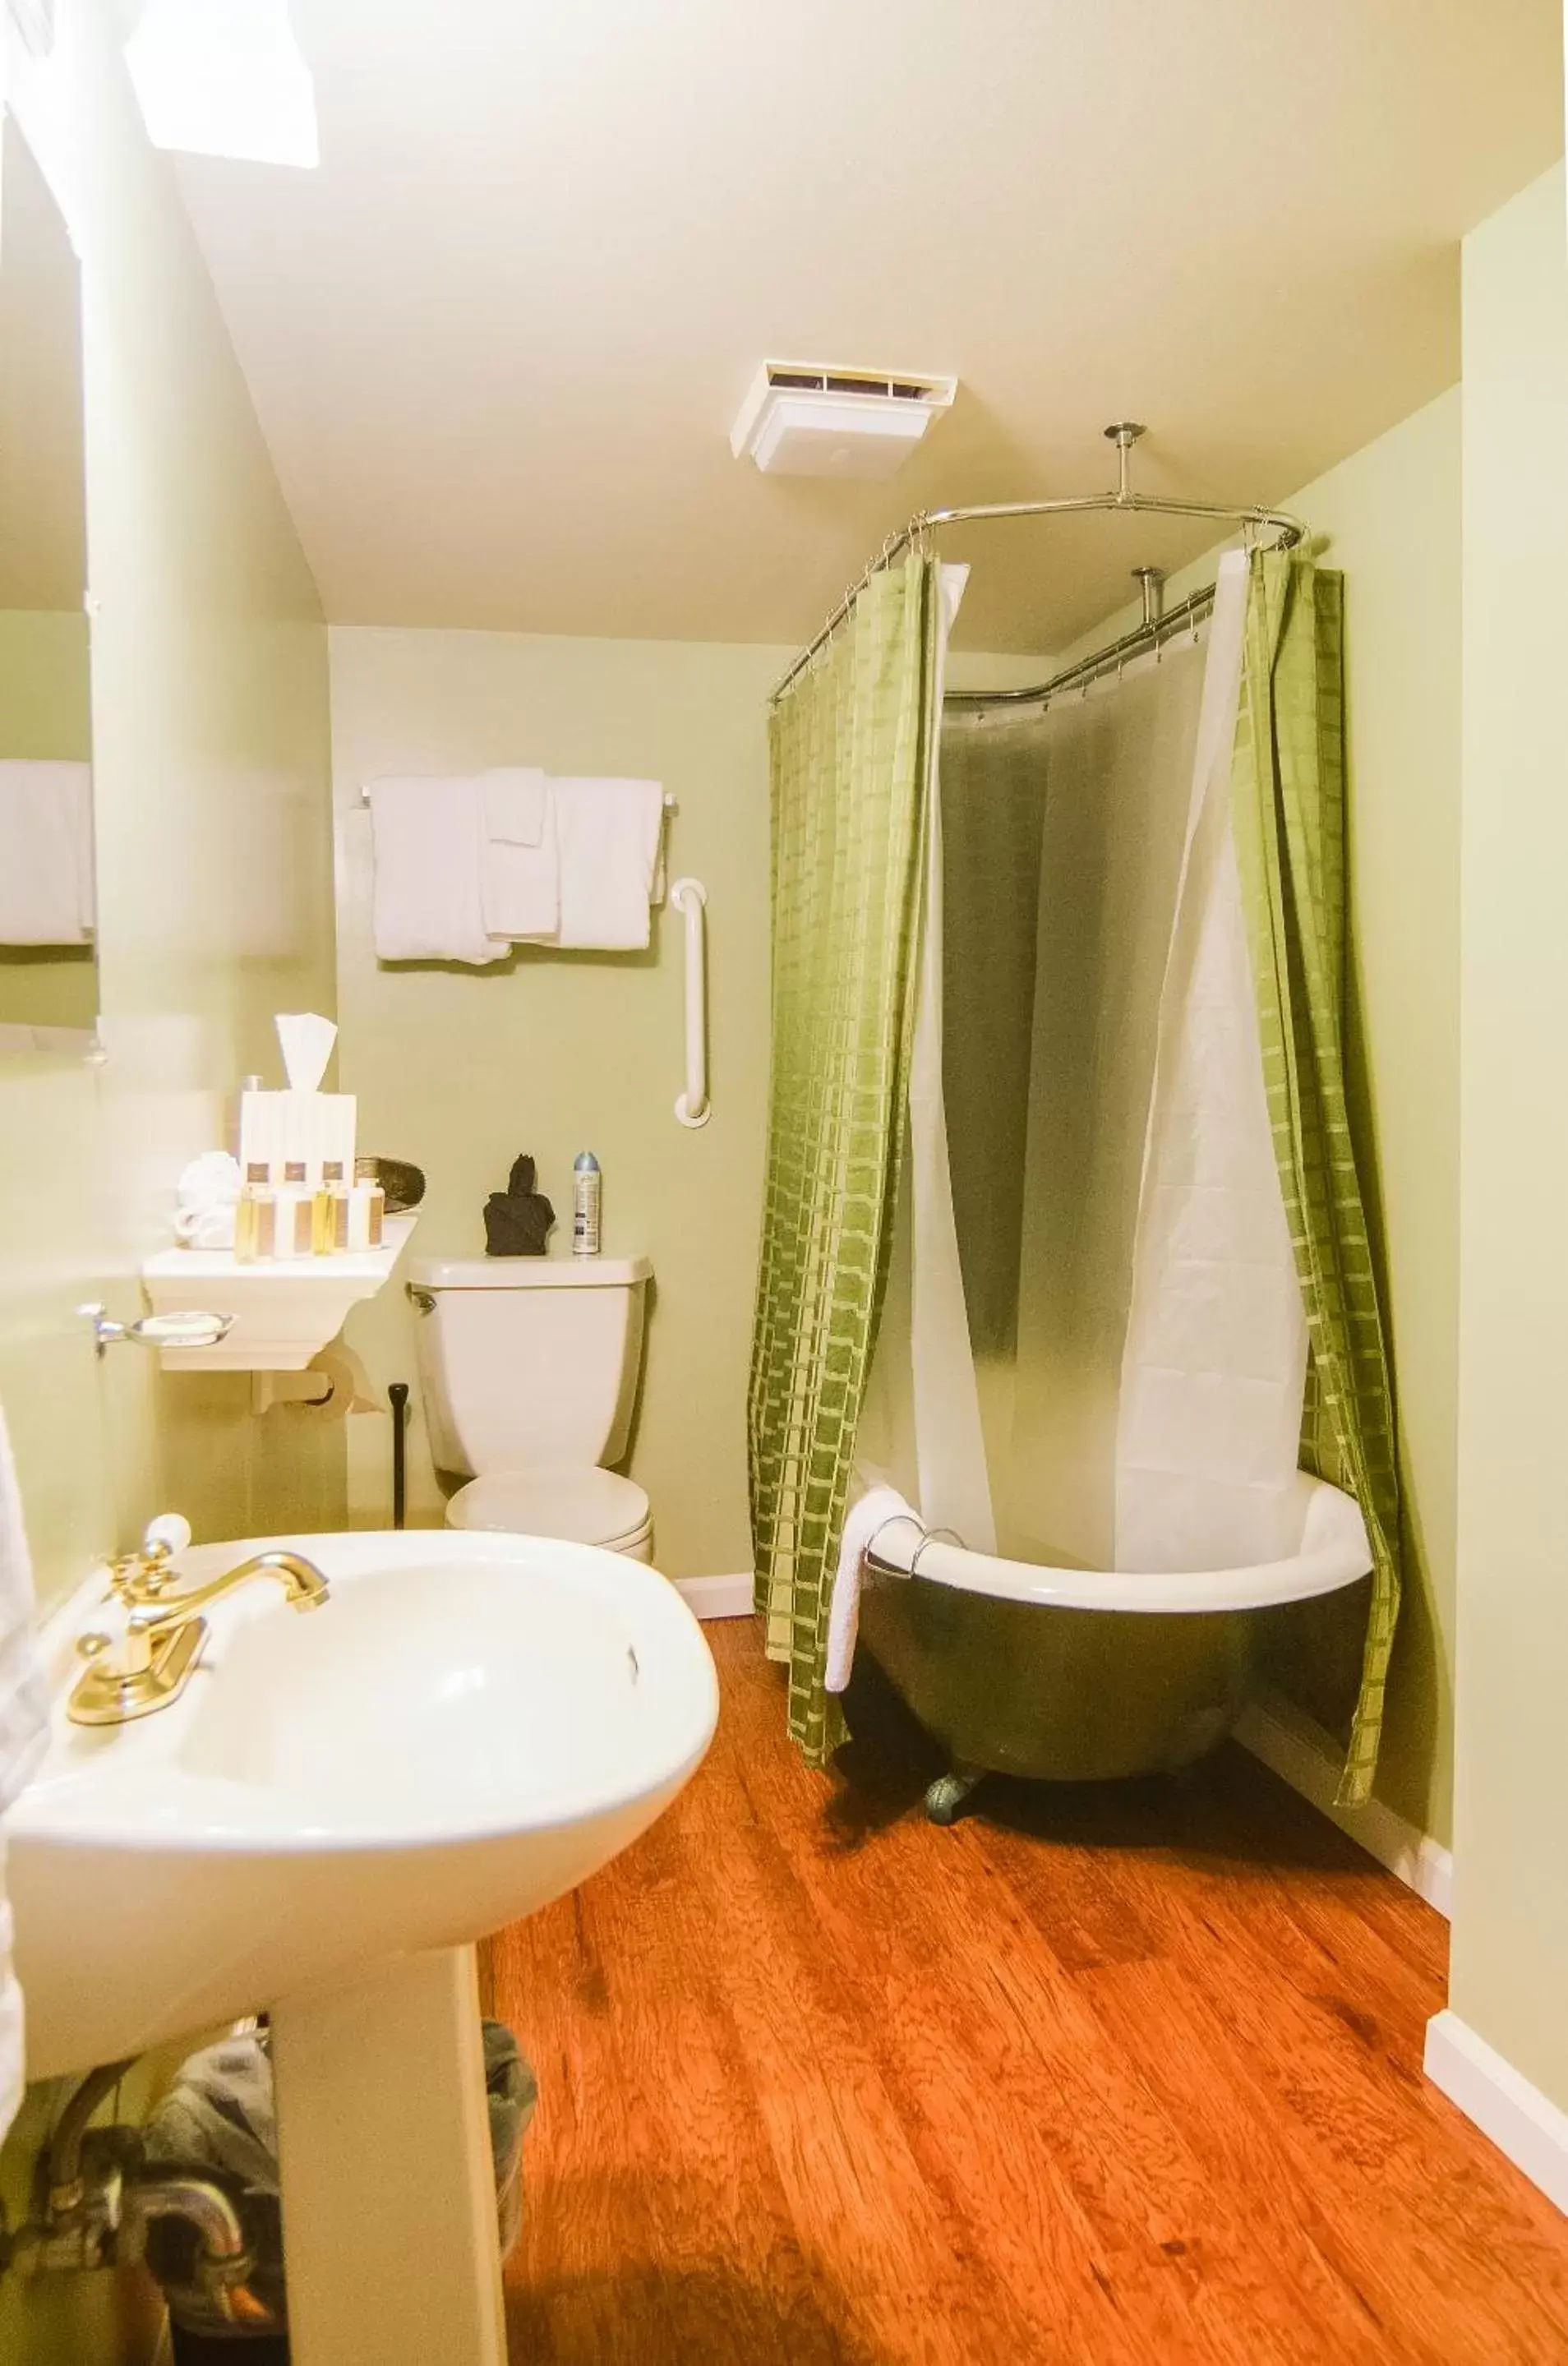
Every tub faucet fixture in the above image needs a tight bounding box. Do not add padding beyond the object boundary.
[67,1529,330,1727]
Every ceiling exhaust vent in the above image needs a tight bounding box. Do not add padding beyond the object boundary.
[731,360,957,480]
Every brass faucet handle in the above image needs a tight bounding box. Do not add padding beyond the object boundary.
[74,1598,154,1682]
[108,1552,164,1603]
[107,1515,193,1603]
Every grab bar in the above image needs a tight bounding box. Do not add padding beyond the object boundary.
[670,876,710,1128]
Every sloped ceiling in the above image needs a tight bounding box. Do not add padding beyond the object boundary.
[169,0,1564,650]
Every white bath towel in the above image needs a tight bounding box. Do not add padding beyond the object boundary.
[0,1400,48,2146]
[366,775,505,966]
[0,760,95,945]
[481,768,558,941]
[826,1483,925,1695]
[550,778,666,950]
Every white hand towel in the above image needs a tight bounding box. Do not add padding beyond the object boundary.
[826,1483,925,1695]
[366,776,505,967]
[0,760,95,945]
[0,1400,48,2147]
[482,767,546,847]
[550,778,666,951]
[481,768,559,941]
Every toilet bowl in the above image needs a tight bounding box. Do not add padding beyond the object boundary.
[408,1252,654,1561]
[445,1467,653,1561]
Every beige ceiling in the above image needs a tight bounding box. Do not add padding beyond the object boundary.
[170,0,1563,653]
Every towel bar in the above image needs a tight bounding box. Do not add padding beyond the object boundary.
[357,786,678,810]
[670,877,710,1128]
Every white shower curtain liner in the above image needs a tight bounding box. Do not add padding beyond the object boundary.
[1114,551,1308,1570]
[878,548,1307,1584]
[904,564,998,1554]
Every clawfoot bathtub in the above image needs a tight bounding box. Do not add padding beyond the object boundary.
[856,1475,1372,1822]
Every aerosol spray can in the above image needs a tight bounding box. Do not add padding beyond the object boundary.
[573,1151,602,1257]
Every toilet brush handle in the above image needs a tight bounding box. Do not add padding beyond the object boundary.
[388,1381,410,1530]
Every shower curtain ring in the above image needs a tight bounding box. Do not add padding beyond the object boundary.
[909,1523,964,1577]
[864,1510,925,1575]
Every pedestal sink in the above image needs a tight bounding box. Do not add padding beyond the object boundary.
[5,1529,721,2366]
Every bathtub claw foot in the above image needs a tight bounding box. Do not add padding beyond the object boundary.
[925,1768,985,1826]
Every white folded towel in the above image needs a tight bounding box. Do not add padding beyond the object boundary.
[0,760,95,945]
[0,1399,48,2146]
[482,768,547,847]
[481,768,558,941]
[366,776,505,967]
[825,1483,925,1695]
[550,778,666,951]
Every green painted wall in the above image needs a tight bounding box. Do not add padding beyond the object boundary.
[330,627,786,1575]
[1450,161,1568,2113]
[0,606,90,755]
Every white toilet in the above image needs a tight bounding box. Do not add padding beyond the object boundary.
[408,1253,654,1559]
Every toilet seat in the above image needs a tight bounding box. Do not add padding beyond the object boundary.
[445,1467,653,1561]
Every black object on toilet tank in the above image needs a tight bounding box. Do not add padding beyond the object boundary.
[482,1152,556,1256]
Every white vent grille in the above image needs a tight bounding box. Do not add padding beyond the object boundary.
[731,359,957,480]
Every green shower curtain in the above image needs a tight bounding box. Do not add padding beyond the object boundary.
[1231,549,1401,1807]
[749,550,939,1765]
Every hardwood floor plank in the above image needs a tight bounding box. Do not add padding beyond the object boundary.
[776,1741,1385,2363]
[486,1622,1568,2366]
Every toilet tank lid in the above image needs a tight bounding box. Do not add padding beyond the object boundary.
[408,1253,652,1290]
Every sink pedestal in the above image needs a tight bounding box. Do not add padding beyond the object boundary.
[271,1945,506,2366]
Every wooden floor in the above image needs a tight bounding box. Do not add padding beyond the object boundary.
[484,1621,1568,2365]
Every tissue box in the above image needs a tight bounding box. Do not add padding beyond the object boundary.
[240,1090,357,1187]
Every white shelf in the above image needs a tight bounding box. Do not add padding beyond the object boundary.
[142,1215,417,1372]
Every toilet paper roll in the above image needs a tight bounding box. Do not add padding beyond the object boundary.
[285,1344,377,1422]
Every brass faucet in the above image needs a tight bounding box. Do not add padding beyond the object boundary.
[69,1547,331,1727]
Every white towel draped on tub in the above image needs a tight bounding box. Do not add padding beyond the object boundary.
[366,776,506,966]
[480,768,558,942]
[0,761,95,945]
[551,779,666,951]
[0,1401,48,2145]
[826,1483,924,1695]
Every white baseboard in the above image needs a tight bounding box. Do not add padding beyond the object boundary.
[1426,2009,1568,2215]
[1234,1690,1452,1919]
[672,1572,753,1619]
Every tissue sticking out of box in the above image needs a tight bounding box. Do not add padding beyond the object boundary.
[277,1012,338,1094]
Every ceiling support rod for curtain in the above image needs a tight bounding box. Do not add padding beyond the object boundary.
[769,421,1304,705]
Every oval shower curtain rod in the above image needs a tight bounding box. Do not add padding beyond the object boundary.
[768,422,1306,705]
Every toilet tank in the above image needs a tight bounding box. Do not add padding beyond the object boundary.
[408,1255,651,1478]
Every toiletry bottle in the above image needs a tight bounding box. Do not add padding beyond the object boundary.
[573,1151,602,1258]
[235,1163,277,1264]
[312,1160,350,1256]
[348,1156,385,1251]
[276,1161,314,1261]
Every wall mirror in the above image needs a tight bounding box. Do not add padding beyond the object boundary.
[0,111,97,1059]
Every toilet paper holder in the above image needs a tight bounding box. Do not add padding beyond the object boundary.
[251,1344,376,1418]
